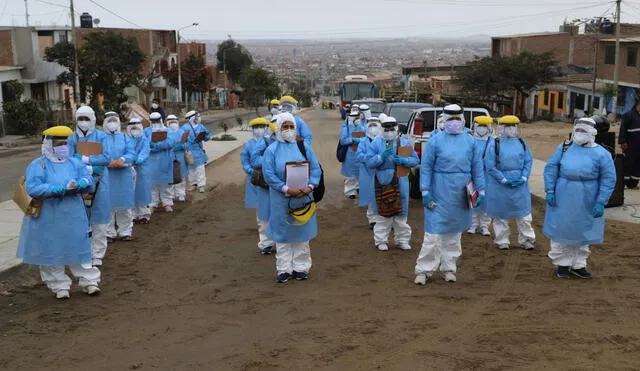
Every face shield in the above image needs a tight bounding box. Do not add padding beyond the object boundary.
[104,115,121,134]
[366,119,382,139]
[166,118,180,132]
[499,125,519,138]
[276,112,297,143]
[573,118,597,146]
[280,101,297,115]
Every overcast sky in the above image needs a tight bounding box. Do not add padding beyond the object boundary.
[0,0,637,40]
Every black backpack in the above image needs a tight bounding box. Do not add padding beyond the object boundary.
[336,123,350,163]
[296,141,325,202]
[494,137,527,168]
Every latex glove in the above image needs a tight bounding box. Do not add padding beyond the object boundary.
[92,166,105,176]
[352,138,360,145]
[506,179,525,188]
[546,193,555,207]
[248,168,254,175]
[393,155,409,166]
[77,178,90,190]
[381,148,393,158]
[66,179,77,190]
[73,153,82,160]
[135,159,144,165]
[423,193,436,210]
[593,203,605,218]
[49,185,65,196]
[473,194,485,208]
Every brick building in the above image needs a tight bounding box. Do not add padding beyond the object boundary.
[596,37,640,115]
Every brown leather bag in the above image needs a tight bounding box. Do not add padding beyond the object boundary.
[375,139,403,217]
[250,169,269,189]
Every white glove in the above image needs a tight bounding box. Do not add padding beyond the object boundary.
[82,155,90,164]
[86,165,93,175]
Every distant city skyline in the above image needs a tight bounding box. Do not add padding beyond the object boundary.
[0,0,635,40]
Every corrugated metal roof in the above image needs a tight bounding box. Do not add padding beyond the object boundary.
[492,32,567,39]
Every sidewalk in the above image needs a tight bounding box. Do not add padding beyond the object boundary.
[0,125,255,274]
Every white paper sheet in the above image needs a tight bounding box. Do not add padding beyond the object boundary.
[286,162,310,189]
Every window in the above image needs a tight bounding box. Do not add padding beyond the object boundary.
[627,47,638,67]
[57,31,68,44]
[543,90,549,106]
[594,97,600,109]
[557,92,564,110]
[575,94,586,110]
[605,45,616,65]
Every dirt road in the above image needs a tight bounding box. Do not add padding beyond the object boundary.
[1,109,640,370]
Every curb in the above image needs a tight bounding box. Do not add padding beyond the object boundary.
[0,145,41,158]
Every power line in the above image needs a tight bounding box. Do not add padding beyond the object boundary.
[87,0,143,28]
[383,0,610,6]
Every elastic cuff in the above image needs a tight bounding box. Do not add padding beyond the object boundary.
[421,190,429,196]
[281,185,289,194]
[500,178,507,184]
[546,190,554,194]
[308,184,315,190]
[82,155,90,164]
[86,165,93,175]
[479,190,486,196]
[521,176,528,181]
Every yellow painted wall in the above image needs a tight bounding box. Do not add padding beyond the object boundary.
[538,90,566,114]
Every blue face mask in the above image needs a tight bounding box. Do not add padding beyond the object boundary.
[52,145,70,160]
[444,120,464,134]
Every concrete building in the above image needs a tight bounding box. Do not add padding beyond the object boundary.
[597,37,640,115]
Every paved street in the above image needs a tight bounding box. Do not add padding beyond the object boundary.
[2,109,640,370]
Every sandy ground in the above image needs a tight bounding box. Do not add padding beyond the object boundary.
[1,109,640,370]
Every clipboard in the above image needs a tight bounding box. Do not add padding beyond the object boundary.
[465,181,479,209]
[396,146,413,177]
[351,131,364,151]
[181,131,190,143]
[285,161,310,189]
[76,141,103,156]
[195,131,207,142]
[151,131,167,142]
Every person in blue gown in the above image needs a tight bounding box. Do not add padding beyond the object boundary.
[167,114,189,202]
[279,95,313,145]
[127,118,152,224]
[341,108,365,199]
[467,115,493,236]
[356,117,382,228]
[145,112,176,213]
[182,110,211,193]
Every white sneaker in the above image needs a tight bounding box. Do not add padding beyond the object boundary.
[397,244,411,251]
[498,244,510,250]
[83,285,101,296]
[377,244,389,251]
[467,228,477,234]
[55,290,70,299]
[444,272,457,283]
[198,186,205,193]
[177,196,186,202]
[414,274,427,285]
[480,227,491,236]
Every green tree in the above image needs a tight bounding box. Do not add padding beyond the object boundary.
[239,67,280,111]
[163,54,211,102]
[2,80,45,136]
[216,39,253,83]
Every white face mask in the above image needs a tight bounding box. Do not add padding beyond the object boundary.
[382,129,398,141]
[573,131,595,146]
[77,121,91,131]
[367,126,381,139]
[348,117,356,124]
[130,128,142,138]
[105,122,120,133]
[281,129,296,143]
[253,127,265,138]
[475,126,490,138]
[502,126,518,138]
[444,120,464,134]
[168,123,180,132]
[151,103,159,109]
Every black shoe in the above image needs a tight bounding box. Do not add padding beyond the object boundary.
[276,273,292,283]
[293,271,308,281]
[348,195,356,200]
[261,246,273,255]
[570,267,593,279]
[556,266,571,278]
[369,222,376,230]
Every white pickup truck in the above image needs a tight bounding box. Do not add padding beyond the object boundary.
[401,107,490,199]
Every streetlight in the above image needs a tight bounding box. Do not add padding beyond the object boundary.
[176,22,199,104]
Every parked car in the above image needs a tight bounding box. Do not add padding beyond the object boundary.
[383,102,433,134]
[403,106,491,199]
[352,99,386,117]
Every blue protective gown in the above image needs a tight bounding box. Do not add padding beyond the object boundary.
[263,141,322,243]
[67,130,112,225]
[295,116,313,145]
[240,138,261,209]
[181,123,211,168]
[356,137,376,207]
[169,130,189,179]
[340,123,365,178]
[484,138,533,219]
[106,132,136,211]
[17,156,94,266]
[366,137,420,217]
[420,132,485,234]
[250,138,271,222]
[144,127,176,186]
[130,133,152,207]
[543,143,616,245]
[473,137,491,213]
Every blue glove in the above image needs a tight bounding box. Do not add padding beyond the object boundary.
[248,168,254,175]
[173,143,183,151]
[381,149,393,158]
[352,138,360,145]
[135,159,144,165]
[49,185,65,196]
[423,193,436,210]
[77,178,90,190]
[92,166,104,176]
[546,193,555,207]
[393,155,409,166]
[507,179,525,188]
[593,203,605,218]
[73,153,82,160]
[473,193,485,208]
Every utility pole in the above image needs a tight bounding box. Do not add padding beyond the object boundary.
[591,21,601,113]
[612,0,622,112]
[70,0,81,105]
[24,0,30,26]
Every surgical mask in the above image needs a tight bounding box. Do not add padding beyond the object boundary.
[152,122,163,129]
[270,108,280,116]
[168,123,180,132]
[502,126,518,138]
[348,117,356,124]
[281,129,296,143]
[382,129,398,141]
[367,126,381,139]
[52,145,69,160]
[105,122,120,133]
[77,121,91,131]
[151,103,159,109]
[444,120,464,134]
[130,128,142,138]
[475,126,490,137]
[253,127,265,138]
[573,132,594,146]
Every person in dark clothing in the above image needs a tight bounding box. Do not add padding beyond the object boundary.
[619,100,640,189]
[150,98,166,121]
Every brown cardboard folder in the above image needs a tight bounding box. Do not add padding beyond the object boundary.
[181,131,190,143]
[195,131,206,142]
[351,131,364,151]
[76,141,103,156]
[151,131,168,142]
[396,146,413,177]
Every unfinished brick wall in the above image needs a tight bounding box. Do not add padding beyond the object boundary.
[0,30,14,65]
